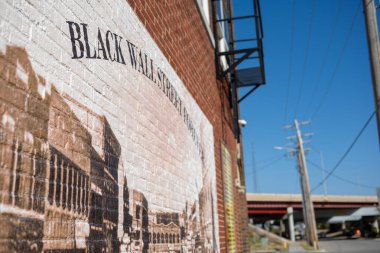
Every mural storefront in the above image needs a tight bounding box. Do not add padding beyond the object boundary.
[0,1,219,252]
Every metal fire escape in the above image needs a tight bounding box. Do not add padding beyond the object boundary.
[212,0,266,141]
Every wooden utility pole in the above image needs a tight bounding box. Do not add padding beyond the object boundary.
[363,0,380,146]
[294,120,319,249]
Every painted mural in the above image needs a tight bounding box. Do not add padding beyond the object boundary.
[221,144,236,253]
[0,1,218,253]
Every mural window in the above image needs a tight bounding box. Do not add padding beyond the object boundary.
[55,156,62,207]
[136,204,140,219]
[4,141,45,213]
[90,193,103,225]
[143,230,149,243]
[62,164,67,209]
[67,167,73,210]
[48,150,88,216]
[135,230,140,240]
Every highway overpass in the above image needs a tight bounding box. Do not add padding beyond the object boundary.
[247,193,379,223]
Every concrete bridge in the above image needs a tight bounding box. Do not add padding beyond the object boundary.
[247,193,379,223]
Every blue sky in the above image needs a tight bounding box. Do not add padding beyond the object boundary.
[234,0,380,196]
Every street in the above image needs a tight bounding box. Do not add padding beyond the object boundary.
[319,239,380,253]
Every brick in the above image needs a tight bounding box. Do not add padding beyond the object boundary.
[0,0,248,252]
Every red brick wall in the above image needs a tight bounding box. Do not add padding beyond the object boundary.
[0,0,251,251]
[127,1,249,252]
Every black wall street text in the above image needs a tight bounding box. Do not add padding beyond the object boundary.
[66,21,204,160]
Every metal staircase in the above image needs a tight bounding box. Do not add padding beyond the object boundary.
[212,0,266,140]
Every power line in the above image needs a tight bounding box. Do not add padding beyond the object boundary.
[303,0,342,117]
[256,155,284,172]
[307,159,376,190]
[311,110,376,192]
[283,0,296,124]
[310,0,362,120]
[294,0,317,119]
[256,154,285,164]
[246,155,284,175]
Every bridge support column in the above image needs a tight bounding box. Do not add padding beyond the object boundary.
[287,207,295,242]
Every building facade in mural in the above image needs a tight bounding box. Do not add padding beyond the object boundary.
[0,43,217,252]
[0,0,251,252]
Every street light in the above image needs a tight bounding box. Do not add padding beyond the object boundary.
[273,146,298,157]
[273,146,297,152]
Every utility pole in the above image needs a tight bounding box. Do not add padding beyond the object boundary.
[363,0,380,146]
[275,120,318,248]
[294,120,319,249]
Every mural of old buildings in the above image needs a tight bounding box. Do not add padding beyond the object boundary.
[0,45,216,253]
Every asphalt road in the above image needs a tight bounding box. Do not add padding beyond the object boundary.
[319,238,380,253]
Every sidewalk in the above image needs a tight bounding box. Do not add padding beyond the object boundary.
[289,243,307,252]
[251,243,325,253]
[288,242,325,253]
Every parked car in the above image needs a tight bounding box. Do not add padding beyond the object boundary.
[294,223,305,240]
